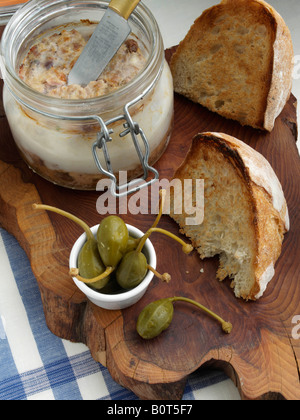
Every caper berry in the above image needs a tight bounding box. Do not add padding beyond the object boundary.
[78,238,106,280]
[97,216,129,268]
[137,297,233,340]
[116,251,148,290]
[126,236,139,253]
[33,204,111,289]
[33,192,195,298]
[136,298,174,339]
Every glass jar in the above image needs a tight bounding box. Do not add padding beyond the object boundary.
[1,0,174,191]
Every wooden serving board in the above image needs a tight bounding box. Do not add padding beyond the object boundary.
[0,47,300,400]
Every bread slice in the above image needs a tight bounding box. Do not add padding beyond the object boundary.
[170,0,294,131]
[169,132,289,300]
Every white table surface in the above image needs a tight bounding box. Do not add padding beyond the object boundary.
[0,0,299,401]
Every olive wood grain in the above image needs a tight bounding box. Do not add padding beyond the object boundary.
[0,47,299,400]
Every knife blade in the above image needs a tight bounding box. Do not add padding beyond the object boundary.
[68,0,141,86]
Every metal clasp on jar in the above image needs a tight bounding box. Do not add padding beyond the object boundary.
[92,87,159,198]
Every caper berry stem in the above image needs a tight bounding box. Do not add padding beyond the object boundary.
[152,189,166,229]
[170,297,232,334]
[33,203,94,241]
[70,266,114,284]
[136,227,193,255]
[147,265,171,283]
[135,190,166,254]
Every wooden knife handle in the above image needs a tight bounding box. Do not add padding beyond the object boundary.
[109,0,141,20]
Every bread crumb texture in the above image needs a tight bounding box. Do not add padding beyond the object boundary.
[170,0,294,131]
[170,132,289,300]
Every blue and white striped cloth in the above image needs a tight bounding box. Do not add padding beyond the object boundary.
[0,227,240,401]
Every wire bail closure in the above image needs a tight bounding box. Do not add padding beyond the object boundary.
[92,88,159,198]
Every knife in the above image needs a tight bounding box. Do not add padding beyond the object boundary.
[68,0,141,86]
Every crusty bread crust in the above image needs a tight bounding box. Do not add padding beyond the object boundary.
[170,0,294,131]
[170,132,289,300]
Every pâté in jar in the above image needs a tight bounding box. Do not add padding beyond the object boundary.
[1,0,174,190]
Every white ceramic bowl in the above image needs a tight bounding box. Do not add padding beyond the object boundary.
[69,224,157,310]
